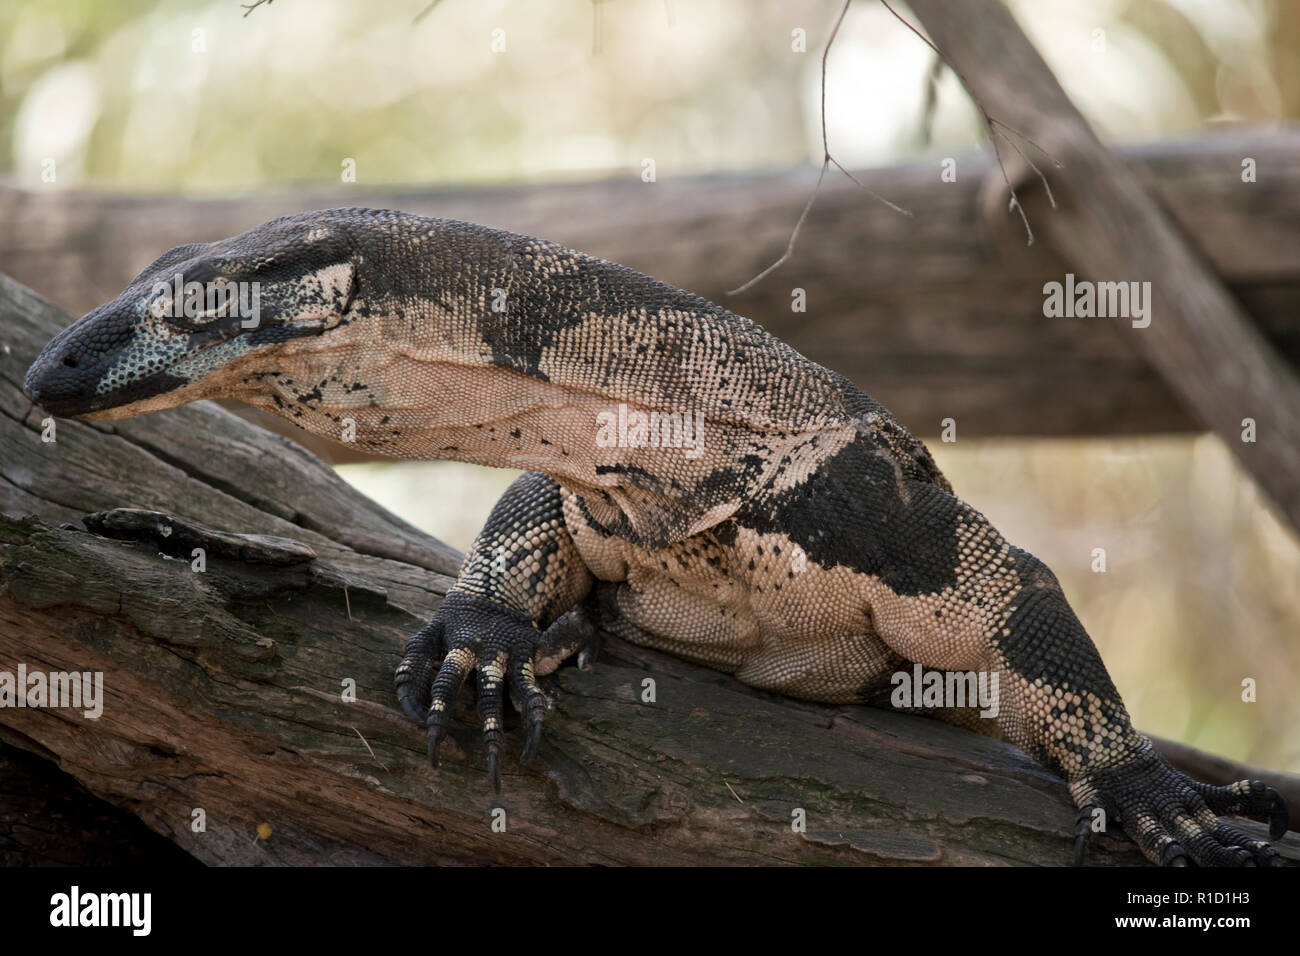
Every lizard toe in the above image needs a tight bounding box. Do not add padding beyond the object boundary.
[1159,840,1188,867]
[1211,822,1282,866]
[426,646,473,768]
[475,655,508,793]
[1188,778,1289,839]
[395,619,445,722]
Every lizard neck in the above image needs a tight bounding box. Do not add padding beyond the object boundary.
[230,210,863,543]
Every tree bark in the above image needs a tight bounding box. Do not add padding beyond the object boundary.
[2,127,1298,454]
[906,0,1300,540]
[1,274,1296,865]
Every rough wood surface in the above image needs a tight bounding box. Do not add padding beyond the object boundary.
[1,274,1296,866]
[907,0,1300,536]
[2,127,1298,454]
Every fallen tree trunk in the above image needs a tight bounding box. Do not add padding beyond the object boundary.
[1,274,1295,866]
[3,127,1298,450]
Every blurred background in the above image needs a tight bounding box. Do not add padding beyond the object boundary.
[1,0,1296,771]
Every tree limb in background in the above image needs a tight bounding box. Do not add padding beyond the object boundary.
[4,130,1298,443]
[728,0,910,295]
[878,0,1058,243]
[906,0,1300,538]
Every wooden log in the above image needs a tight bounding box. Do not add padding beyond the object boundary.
[2,127,1298,451]
[1,273,1296,866]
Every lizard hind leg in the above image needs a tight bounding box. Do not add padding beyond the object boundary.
[812,437,1290,865]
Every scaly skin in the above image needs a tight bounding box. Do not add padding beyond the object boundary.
[24,207,1288,865]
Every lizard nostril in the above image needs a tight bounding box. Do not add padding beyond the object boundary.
[61,355,79,368]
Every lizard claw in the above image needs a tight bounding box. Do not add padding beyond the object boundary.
[1072,805,1100,867]
[1070,741,1288,866]
[511,653,549,765]
[1159,840,1188,867]
[395,591,591,788]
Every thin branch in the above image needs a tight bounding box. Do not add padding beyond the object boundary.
[829,157,909,215]
[918,52,944,146]
[990,118,1062,206]
[877,0,1060,243]
[989,132,1034,243]
[728,0,909,296]
[414,0,446,25]
[592,0,608,56]
[727,164,829,295]
[240,0,273,17]
[351,726,390,771]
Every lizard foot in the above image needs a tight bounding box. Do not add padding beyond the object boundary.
[1071,741,1289,867]
[394,591,599,791]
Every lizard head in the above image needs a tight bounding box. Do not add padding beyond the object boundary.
[24,213,357,421]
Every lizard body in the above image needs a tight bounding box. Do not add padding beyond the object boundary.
[25,207,1287,865]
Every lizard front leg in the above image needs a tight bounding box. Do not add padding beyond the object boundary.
[394,471,595,790]
[860,471,1289,865]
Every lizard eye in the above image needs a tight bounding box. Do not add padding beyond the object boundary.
[149,278,245,329]
[189,293,236,323]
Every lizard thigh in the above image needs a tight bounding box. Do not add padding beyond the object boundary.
[589,576,903,704]
[731,630,905,704]
[587,575,760,673]
[564,479,903,702]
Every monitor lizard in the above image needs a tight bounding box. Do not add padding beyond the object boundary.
[23,207,1288,866]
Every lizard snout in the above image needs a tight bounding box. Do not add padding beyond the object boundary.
[23,302,148,417]
[24,335,100,416]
